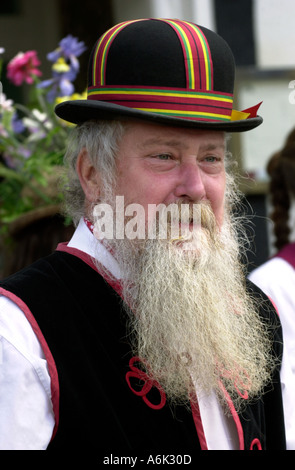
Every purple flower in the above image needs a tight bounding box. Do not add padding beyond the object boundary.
[47,35,86,72]
[3,145,32,169]
[38,72,75,103]
[12,112,25,134]
[37,35,86,102]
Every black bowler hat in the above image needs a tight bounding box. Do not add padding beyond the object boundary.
[55,18,262,132]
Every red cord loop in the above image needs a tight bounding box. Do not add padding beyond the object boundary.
[126,356,166,410]
[250,438,262,450]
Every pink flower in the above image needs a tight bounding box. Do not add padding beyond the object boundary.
[7,50,42,86]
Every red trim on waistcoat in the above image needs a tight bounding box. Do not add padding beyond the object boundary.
[218,380,244,450]
[190,394,208,450]
[56,242,123,298]
[0,287,60,442]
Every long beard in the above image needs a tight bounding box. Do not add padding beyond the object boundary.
[94,199,276,413]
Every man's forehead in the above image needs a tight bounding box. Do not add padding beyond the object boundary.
[123,121,226,150]
[137,131,226,151]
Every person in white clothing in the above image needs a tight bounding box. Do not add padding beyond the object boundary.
[0,19,293,452]
[249,128,295,382]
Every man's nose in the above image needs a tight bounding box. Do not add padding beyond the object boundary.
[174,163,206,202]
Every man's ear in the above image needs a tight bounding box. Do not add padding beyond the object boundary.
[76,148,101,202]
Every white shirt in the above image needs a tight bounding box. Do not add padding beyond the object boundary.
[249,257,295,447]
[249,257,295,375]
[0,219,294,449]
[0,296,55,449]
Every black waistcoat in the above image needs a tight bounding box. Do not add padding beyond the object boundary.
[0,251,286,451]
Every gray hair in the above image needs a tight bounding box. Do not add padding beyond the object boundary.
[62,120,126,225]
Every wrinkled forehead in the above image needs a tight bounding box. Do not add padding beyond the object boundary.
[117,120,227,152]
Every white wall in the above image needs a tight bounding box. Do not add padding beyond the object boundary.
[112,0,216,30]
[239,0,295,176]
[254,0,295,69]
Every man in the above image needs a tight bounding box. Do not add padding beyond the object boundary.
[0,18,293,451]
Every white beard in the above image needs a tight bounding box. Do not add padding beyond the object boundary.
[93,199,275,412]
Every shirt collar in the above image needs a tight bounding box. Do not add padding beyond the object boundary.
[67,218,122,280]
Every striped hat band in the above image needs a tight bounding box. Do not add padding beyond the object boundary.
[87,86,234,123]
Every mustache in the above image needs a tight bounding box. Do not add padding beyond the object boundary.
[155,200,218,239]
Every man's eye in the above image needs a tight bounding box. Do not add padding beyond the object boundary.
[156,154,172,160]
[204,156,219,163]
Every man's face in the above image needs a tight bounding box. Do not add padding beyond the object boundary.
[113,121,226,230]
